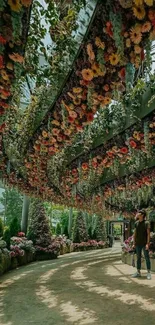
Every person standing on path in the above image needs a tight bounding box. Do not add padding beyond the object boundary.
[132,209,151,280]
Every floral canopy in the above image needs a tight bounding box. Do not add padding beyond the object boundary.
[1,0,155,217]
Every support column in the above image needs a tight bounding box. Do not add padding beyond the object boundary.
[68,207,73,239]
[21,195,30,234]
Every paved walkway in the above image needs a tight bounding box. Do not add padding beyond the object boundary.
[0,243,155,325]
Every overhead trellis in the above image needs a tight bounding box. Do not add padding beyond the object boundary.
[1,0,155,217]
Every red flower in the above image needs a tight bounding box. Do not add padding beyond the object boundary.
[120,147,128,154]
[72,168,78,175]
[0,88,11,98]
[86,112,94,122]
[0,101,9,108]
[0,35,6,45]
[129,139,137,148]
[0,55,4,69]
[82,162,89,171]
[92,161,98,168]
[118,68,126,80]
[107,151,114,158]
[105,22,113,37]
[68,116,75,123]
[141,49,145,61]
[0,123,6,132]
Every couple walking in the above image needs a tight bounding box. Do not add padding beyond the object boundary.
[132,209,151,280]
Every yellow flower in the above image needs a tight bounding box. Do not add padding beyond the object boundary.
[126,38,131,47]
[109,53,120,65]
[8,0,21,12]
[1,69,9,81]
[133,6,146,20]
[130,27,142,44]
[95,37,105,49]
[141,21,151,33]
[72,87,82,94]
[133,0,143,5]
[144,0,153,5]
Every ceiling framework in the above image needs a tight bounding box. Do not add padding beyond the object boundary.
[1,0,155,217]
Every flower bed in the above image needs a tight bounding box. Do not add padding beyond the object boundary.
[122,232,155,271]
[73,240,108,252]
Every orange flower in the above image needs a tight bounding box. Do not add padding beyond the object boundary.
[69,111,77,119]
[9,53,24,63]
[91,62,103,77]
[0,88,11,99]
[134,45,142,54]
[104,97,111,105]
[81,68,94,81]
[52,128,60,136]
[95,37,105,49]
[105,21,113,37]
[21,0,32,6]
[141,21,151,33]
[144,0,153,5]
[8,0,21,11]
[130,27,142,44]
[86,44,95,61]
[109,53,120,65]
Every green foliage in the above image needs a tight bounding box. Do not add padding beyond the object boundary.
[0,188,23,226]
[73,211,88,243]
[56,223,61,236]
[94,216,107,242]
[3,227,11,248]
[0,218,4,237]
[0,252,11,275]
[28,199,51,247]
[10,217,20,237]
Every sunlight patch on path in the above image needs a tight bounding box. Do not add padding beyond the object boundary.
[106,262,155,288]
[77,280,155,311]
[60,301,98,324]
[36,285,58,308]
[71,267,88,280]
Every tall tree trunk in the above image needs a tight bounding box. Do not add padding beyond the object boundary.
[68,207,73,239]
[21,195,30,234]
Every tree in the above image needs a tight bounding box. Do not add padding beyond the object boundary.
[73,211,88,243]
[0,218,4,237]
[28,199,51,247]
[10,217,21,237]
[94,216,107,241]
[56,222,61,236]
[0,188,23,226]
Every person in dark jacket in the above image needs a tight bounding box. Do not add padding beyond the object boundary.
[132,209,151,280]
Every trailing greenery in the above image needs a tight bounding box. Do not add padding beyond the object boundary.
[0,189,23,226]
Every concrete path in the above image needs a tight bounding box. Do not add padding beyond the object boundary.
[0,243,155,325]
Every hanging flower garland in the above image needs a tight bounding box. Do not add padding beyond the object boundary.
[21,0,155,196]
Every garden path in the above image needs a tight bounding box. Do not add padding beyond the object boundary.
[0,243,155,325]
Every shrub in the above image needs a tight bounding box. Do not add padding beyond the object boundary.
[73,211,88,243]
[10,217,20,237]
[28,199,51,247]
[56,223,61,236]
[3,227,11,248]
